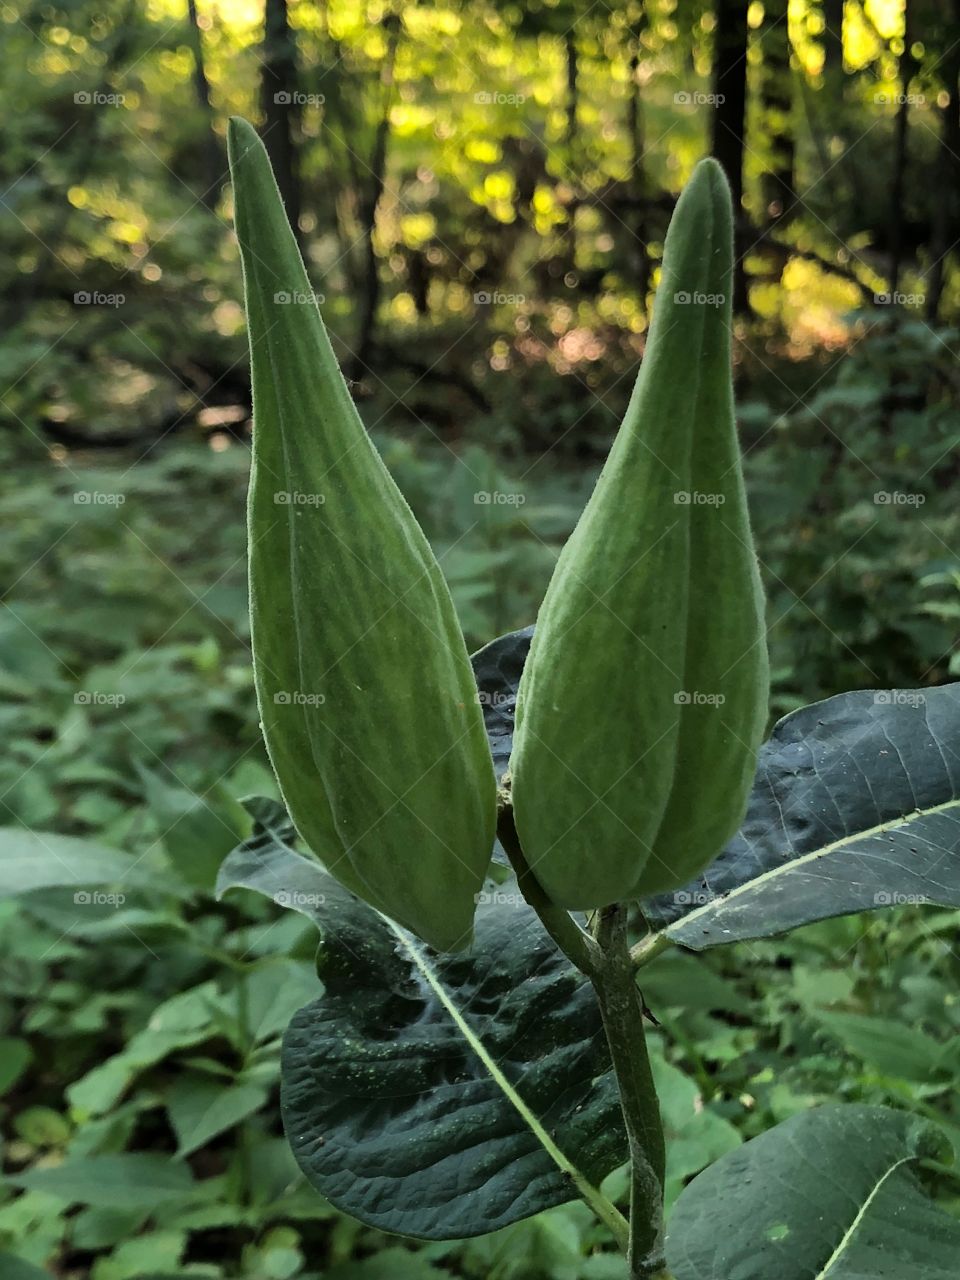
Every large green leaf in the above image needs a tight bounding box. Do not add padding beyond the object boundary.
[650,1053,740,1211]
[217,798,627,1239]
[7,1155,194,1208]
[166,1078,269,1159]
[67,982,221,1117]
[666,1104,960,1279]
[137,767,246,890]
[811,1011,960,1084]
[471,626,533,782]
[651,682,960,948]
[474,628,960,948]
[0,1255,54,1280]
[0,828,166,898]
[0,1037,32,1095]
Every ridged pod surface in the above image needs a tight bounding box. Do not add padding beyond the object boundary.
[510,159,768,909]
[228,118,496,951]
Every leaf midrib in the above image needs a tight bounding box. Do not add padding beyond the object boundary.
[383,917,628,1249]
[816,1154,913,1279]
[666,795,960,938]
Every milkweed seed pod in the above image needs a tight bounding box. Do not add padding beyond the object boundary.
[510,158,768,909]
[228,118,496,951]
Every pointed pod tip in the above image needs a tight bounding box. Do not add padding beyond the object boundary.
[692,155,729,184]
[660,157,732,293]
[226,116,263,171]
[660,156,734,303]
[682,156,732,217]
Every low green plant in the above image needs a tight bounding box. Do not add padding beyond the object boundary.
[225,118,960,1279]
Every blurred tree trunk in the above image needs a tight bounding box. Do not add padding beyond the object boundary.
[318,20,368,299]
[351,12,400,381]
[260,0,301,244]
[821,0,844,80]
[759,0,795,226]
[186,0,222,209]
[926,0,960,320]
[626,9,652,303]
[562,30,580,274]
[16,0,138,309]
[888,0,917,297]
[711,0,750,313]
[801,0,844,220]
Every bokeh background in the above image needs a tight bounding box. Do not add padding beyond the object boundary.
[3,1,960,1277]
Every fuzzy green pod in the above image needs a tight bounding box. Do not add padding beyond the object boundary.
[228,118,496,951]
[510,158,768,909]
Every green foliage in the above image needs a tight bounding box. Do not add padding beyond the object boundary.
[744,318,960,713]
[214,611,960,1274]
[0,442,599,1279]
[6,77,960,1250]
[3,330,960,1275]
[5,0,957,458]
[221,115,960,1266]
[645,680,960,948]
[218,799,627,1238]
[667,1106,960,1279]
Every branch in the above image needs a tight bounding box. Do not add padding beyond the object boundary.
[755,231,877,303]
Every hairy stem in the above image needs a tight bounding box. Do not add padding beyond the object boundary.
[594,905,666,1278]
[497,806,602,978]
[499,801,666,1275]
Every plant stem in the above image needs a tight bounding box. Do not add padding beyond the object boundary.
[499,800,666,1276]
[496,807,602,978]
[593,905,666,1279]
